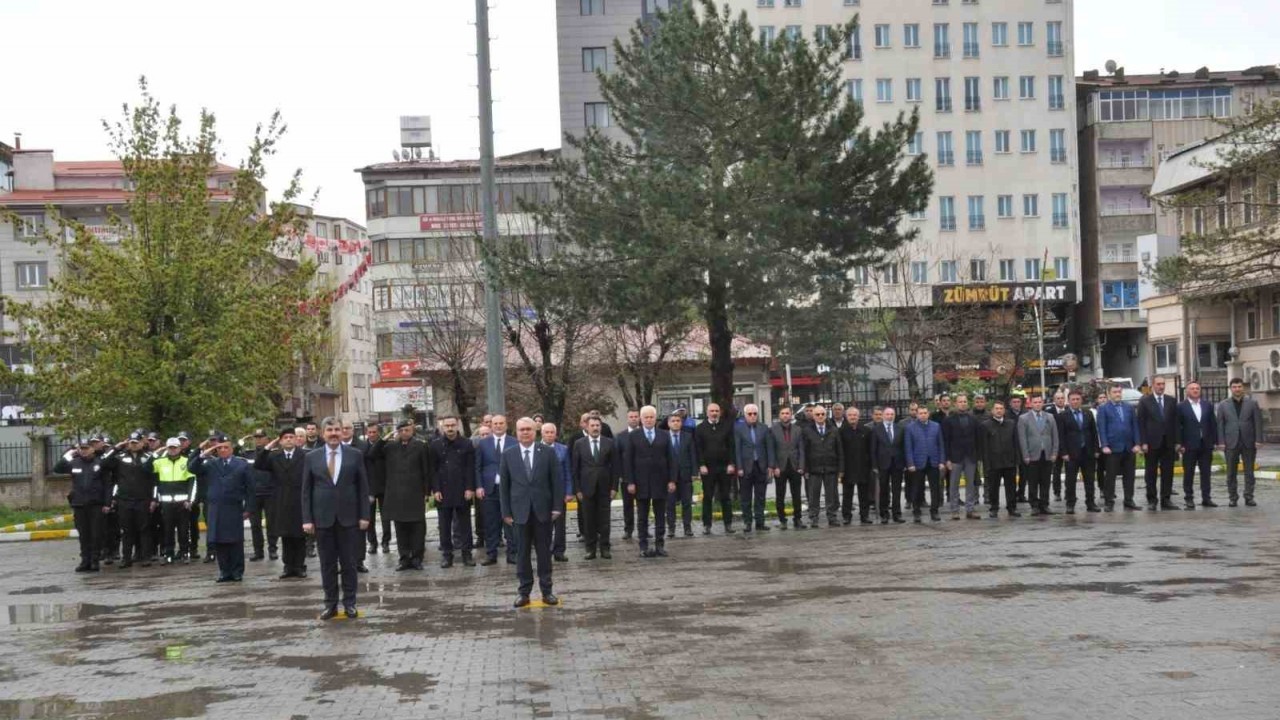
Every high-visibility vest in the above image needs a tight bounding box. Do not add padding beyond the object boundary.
[153,456,195,502]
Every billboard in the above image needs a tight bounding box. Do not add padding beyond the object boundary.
[933,282,1076,306]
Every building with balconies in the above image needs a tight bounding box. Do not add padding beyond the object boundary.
[1075,64,1280,382]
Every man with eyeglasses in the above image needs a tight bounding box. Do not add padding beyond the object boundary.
[734,404,775,533]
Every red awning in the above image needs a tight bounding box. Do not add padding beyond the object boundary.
[770,376,823,388]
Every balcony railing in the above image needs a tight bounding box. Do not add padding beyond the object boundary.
[1052,213,1069,227]
[966,151,983,165]
[969,215,986,230]
[963,42,979,58]
[1047,40,1063,56]
[965,98,981,112]
[1100,205,1154,217]
[1051,149,1067,163]
[1098,156,1152,169]
[1049,94,1064,110]
[934,42,950,58]
[940,217,957,231]
[936,98,953,113]
[937,151,955,166]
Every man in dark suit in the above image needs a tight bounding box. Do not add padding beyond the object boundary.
[1216,377,1264,507]
[354,424,388,555]
[616,409,641,540]
[1055,390,1100,514]
[572,416,619,559]
[801,405,844,528]
[626,406,676,557]
[430,416,476,567]
[870,407,906,523]
[1176,381,1218,510]
[1045,391,1069,501]
[475,415,515,565]
[839,407,873,524]
[301,418,371,620]
[370,420,433,570]
[254,429,309,578]
[187,433,255,583]
[982,401,1021,518]
[734,404,775,533]
[1136,376,1180,511]
[541,423,574,562]
[769,406,806,530]
[501,417,564,607]
[694,403,736,535]
[942,394,982,519]
[1097,384,1142,511]
[666,413,698,537]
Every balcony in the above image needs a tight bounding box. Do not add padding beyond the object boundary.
[1047,41,1063,57]
[1099,166,1155,189]
[1052,213,1069,228]
[1051,149,1067,163]
[968,215,986,230]
[966,151,983,165]
[940,217,957,231]
[1100,205,1154,217]
[937,151,955,166]
[1098,155,1151,169]
[1100,213,1155,235]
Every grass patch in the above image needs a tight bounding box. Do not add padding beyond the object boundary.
[0,506,74,531]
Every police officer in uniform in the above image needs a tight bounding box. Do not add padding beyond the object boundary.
[152,437,196,564]
[188,433,256,583]
[101,432,158,568]
[54,440,112,572]
[245,430,277,561]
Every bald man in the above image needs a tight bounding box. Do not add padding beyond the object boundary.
[734,404,775,532]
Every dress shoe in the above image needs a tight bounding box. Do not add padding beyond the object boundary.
[1184,502,1196,511]
[913,514,922,524]
[1159,502,1179,511]
[395,561,411,571]
[357,563,370,573]
[553,554,569,562]
[930,512,940,522]
[344,606,358,619]
[951,510,960,520]
[1201,500,1218,508]
[702,526,712,536]
[641,548,657,558]
[318,607,339,621]
[88,562,100,572]
[1104,504,1114,512]
[204,554,216,563]
[793,521,807,530]
[1147,503,1159,511]
[297,568,308,578]
[1008,511,1022,518]
[893,516,906,524]
[742,525,753,533]
[215,577,230,583]
[779,519,789,530]
[380,543,390,553]
[1245,499,1257,507]
[231,576,243,582]
[1041,508,1056,516]
[480,556,497,566]
[119,560,134,569]
[249,554,264,562]
[684,527,694,537]
[723,526,737,534]
[269,552,279,561]
[140,560,153,567]
[881,516,890,524]
[307,548,317,558]
[513,595,531,608]
[462,553,476,567]
[102,557,115,566]
[1229,499,1238,507]
[367,545,378,555]
[988,510,999,519]
[75,563,90,573]
[756,524,770,532]
[410,560,423,570]
[655,546,669,557]
[1065,506,1075,515]
[600,549,612,559]
[505,555,516,565]
[279,571,294,579]
[1086,503,1101,513]
[163,555,174,565]
[623,531,633,541]
[666,530,675,539]
[1123,501,1140,510]
[542,594,560,606]
[584,551,597,560]
[440,556,454,569]
[965,512,980,520]
[861,518,875,525]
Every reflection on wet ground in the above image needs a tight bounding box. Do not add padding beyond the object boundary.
[0,486,1278,718]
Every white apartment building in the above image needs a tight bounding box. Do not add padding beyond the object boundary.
[558,0,1080,389]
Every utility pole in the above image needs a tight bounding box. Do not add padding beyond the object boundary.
[476,0,505,414]
[1036,248,1049,394]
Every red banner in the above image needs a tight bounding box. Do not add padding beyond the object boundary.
[379,359,422,379]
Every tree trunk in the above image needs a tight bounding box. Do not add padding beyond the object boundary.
[451,368,472,436]
[706,276,737,421]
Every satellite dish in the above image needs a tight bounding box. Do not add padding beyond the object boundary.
[1105,59,1118,74]
[392,150,401,162]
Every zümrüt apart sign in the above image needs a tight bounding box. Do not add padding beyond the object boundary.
[932,282,1077,305]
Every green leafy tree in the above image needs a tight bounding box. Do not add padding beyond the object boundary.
[534,1,932,417]
[1,80,319,437]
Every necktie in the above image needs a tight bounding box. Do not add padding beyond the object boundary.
[819,425,825,437]
[646,429,653,443]
[328,449,337,481]
[671,432,679,452]
[524,448,532,472]
[592,438,599,459]
[286,452,292,461]
[222,458,228,468]
[887,423,893,442]
[1157,396,1163,412]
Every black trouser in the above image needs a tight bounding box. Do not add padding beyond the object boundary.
[100,510,120,559]
[160,502,191,558]
[439,504,473,557]
[580,490,612,552]
[367,494,389,548]
[775,466,803,524]
[1025,457,1052,510]
[848,472,873,520]
[1144,444,1176,505]
[316,524,360,609]
[807,471,839,524]
[1064,452,1096,507]
[117,501,152,563]
[576,493,586,537]
[637,496,667,550]
[701,468,734,529]
[739,465,769,527]
[987,466,1018,512]
[908,464,940,516]
[248,495,275,557]
[281,536,307,574]
[1182,448,1213,504]
[188,502,202,555]
[213,541,244,581]
[877,466,903,518]
[515,516,553,597]
[1016,462,1028,501]
[394,520,426,563]
[473,495,486,547]
[1051,456,1065,497]
[149,505,164,558]
[552,506,570,556]
[622,483,636,535]
[1102,451,1136,504]
[73,506,103,567]
[666,478,694,532]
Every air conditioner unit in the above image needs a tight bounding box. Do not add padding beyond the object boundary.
[1270,349,1280,368]
[1270,369,1280,391]
[1248,367,1265,392]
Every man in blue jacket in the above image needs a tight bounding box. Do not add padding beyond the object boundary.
[542,423,575,563]
[188,433,256,583]
[904,405,945,522]
[1095,384,1142,511]
[474,415,515,565]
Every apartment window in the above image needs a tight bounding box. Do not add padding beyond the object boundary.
[1017,21,1033,46]
[1023,193,1039,217]
[846,79,863,104]
[1048,75,1064,110]
[784,25,801,40]
[843,0,859,5]
[993,76,1010,100]
[911,261,928,284]
[1049,129,1066,163]
[935,77,952,112]
[1052,193,1069,228]
[909,208,927,221]
[991,22,1007,47]
[907,131,924,156]
[1192,207,1204,235]
[853,266,870,285]
[1102,280,1139,310]
[874,24,891,48]
[759,25,775,45]
[940,260,959,283]
[17,214,44,238]
[904,23,920,48]
[936,131,954,166]
[968,196,985,230]
[940,196,957,231]
[1217,191,1230,229]
[1053,256,1070,280]
[994,130,1011,153]
[969,258,987,281]
[1025,257,1042,281]
[582,47,607,72]
[814,25,833,44]
[1272,292,1280,336]
[1246,304,1259,340]
[314,221,329,238]
[880,263,901,285]
[933,24,950,58]
[906,78,922,102]
[1020,129,1037,153]
[584,102,610,128]
[372,285,390,310]
[963,76,980,111]
[783,0,801,6]
[1243,181,1256,224]
[876,79,893,103]
[1154,342,1178,372]
[1198,341,1231,370]
[961,22,980,58]
[1046,21,1063,56]
[757,0,774,5]
[965,130,983,165]
[846,25,862,59]
[1019,76,1035,100]
[372,239,389,264]
[999,258,1016,281]
[1096,90,1150,122]
[581,0,604,15]
[997,195,1014,218]
[15,262,47,289]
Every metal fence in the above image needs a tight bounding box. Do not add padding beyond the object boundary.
[0,443,32,479]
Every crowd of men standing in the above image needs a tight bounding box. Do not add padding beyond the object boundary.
[56,376,1264,613]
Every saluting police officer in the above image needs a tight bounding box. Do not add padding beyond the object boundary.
[100,432,158,568]
[152,437,196,564]
[54,439,112,572]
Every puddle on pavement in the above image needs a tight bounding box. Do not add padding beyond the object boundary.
[1149,545,1219,560]
[9,586,64,595]
[1159,670,1198,680]
[274,654,437,699]
[0,687,232,720]
[1,602,111,625]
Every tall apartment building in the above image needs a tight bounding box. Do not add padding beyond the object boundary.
[559,0,1080,392]
[1076,64,1280,383]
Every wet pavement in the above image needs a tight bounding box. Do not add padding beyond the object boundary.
[1,480,1278,719]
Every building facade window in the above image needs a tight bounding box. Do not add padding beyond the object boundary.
[968,196,985,230]
[584,102,610,128]
[846,25,862,59]
[759,25,775,45]
[581,0,604,15]
[15,262,47,289]
[582,47,608,72]
[940,260,958,283]
[1048,75,1064,109]
[1102,280,1139,310]
[876,78,893,103]
[994,130,1011,153]
[933,23,950,58]
[911,261,928,284]
[1017,21,1033,46]
[1052,193,1069,227]
[993,76,1010,100]
[965,130,983,165]
[906,78,922,102]
[1023,193,1039,217]
[999,258,1016,281]
[1046,21,1063,56]
[962,22,979,58]
[904,23,920,48]
[1154,342,1178,372]
[970,258,987,281]
[18,214,45,238]
[935,77,952,112]
[964,76,981,111]
[1025,257,1042,281]
[936,131,954,166]
[1050,128,1066,163]
[1019,75,1035,99]
[991,22,1007,47]
[939,196,957,231]
[1053,256,1070,280]
[907,131,924,155]
[997,195,1014,218]
[1020,129,1037,153]
[846,79,863,104]
[874,24,891,48]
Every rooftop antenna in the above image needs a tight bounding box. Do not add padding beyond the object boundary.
[1104,59,1118,75]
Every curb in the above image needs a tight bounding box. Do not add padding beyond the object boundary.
[0,514,73,533]
[0,529,75,543]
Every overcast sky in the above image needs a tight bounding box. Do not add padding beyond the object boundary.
[3,0,1276,223]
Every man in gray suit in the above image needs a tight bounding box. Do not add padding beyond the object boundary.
[734,404,775,533]
[1216,377,1265,507]
[1017,395,1059,516]
[770,406,806,529]
[500,417,564,607]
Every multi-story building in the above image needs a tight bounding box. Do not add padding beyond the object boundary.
[1076,64,1280,382]
[0,140,13,192]
[558,0,1080,395]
